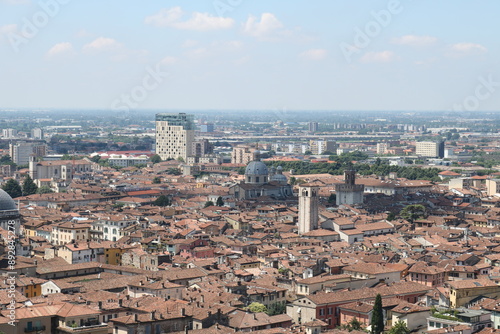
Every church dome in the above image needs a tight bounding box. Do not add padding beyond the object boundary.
[270,166,287,184]
[0,189,17,211]
[245,161,269,176]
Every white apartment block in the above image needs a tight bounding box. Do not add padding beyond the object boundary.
[415,141,444,158]
[155,113,195,161]
[108,154,149,167]
[9,141,47,165]
[309,140,336,155]
[377,142,390,155]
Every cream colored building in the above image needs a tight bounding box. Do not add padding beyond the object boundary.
[231,145,255,164]
[486,179,500,196]
[51,221,91,246]
[376,142,390,155]
[309,140,337,155]
[415,141,444,158]
[155,113,195,160]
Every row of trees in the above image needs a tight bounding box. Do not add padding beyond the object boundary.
[2,175,53,198]
[265,158,441,182]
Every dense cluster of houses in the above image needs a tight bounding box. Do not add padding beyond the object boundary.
[2,158,500,334]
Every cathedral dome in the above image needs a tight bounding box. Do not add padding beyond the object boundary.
[271,166,287,184]
[0,189,17,211]
[245,161,269,176]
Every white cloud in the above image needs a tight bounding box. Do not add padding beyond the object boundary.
[83,37,122,53]
[145,7,234,31]
[391,35,438,47]
[450,42,487,54]
[182,39,198,48]
[299,49,327,61]
[0,24,17,36]
[360,51,397,63]
[160,56,177,65]
[46,42,75,58]
[243,13,284,38]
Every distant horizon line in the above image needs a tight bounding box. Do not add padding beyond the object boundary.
[1,108,500,113]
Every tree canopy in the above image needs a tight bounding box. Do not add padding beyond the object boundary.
[2,179,22,198]
[37,185,54,194]
[153,195,171,207]
[387,321,410,334]
[265,154,441,182]
[400,204,427,223]
[371,294,384,334]
[247,302,267,313]
[22,174,38,196]
[150,154,162,163]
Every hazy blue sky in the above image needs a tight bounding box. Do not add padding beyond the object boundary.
[1,0,499,111]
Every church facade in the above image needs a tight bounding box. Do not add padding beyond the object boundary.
[229,151,293,200]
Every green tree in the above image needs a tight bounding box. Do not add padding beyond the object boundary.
[0,155,12,164]
[153,195,171,207]
[304,150,313,155]
[204,201,214,208]
[2,179,22,198]
[400,204,426,223]
[152,177,161,184]
[348,317,363,331]
[266,302,286,316]
[150,154,162,163]
[216,196,224,207]
[247,302,267,313]
[328,193,337,204]
[386,212,396,221]
[371,294,384,334]
[341,317,364,332]
[90,155,101,163]
[22,174,38,196]
[167,168,181,175]
[37,185,54,194]
[387,321,410,334]
[177,156,185,162]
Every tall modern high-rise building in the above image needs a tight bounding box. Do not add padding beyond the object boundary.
[9,141,47,165]
[308,122,319,132]
[155,113,195,161]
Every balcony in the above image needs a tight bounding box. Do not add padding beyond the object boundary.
[25,325,46,332]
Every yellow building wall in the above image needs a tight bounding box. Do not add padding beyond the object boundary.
[25,284,42,298]
[105,248,124,265]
